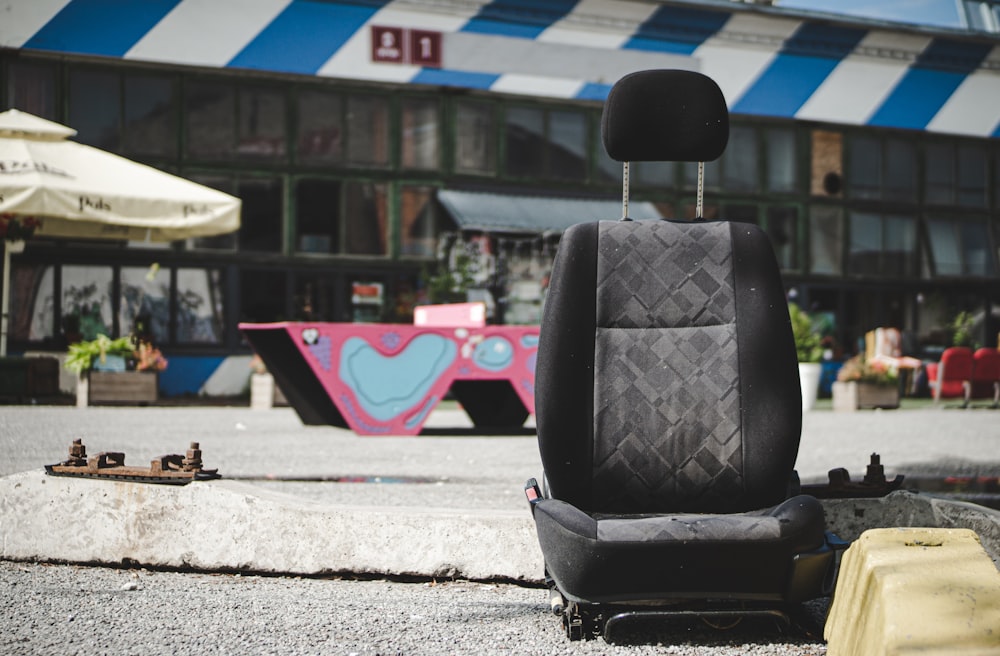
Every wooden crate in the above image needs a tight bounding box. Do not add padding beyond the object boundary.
[88,371,158,405]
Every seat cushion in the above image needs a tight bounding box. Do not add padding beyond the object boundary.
[534,494,827,603]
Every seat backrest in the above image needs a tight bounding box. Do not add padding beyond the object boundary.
[535,71,800,516]
[941,347,974,380]
[972,348,1000,381]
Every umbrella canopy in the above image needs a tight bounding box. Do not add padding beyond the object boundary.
[0,109,240,241]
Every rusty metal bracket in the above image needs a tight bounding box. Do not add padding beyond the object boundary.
[801,453,904,499]
[45,439,220,485]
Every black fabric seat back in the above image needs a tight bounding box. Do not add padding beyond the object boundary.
[534,70,801,516]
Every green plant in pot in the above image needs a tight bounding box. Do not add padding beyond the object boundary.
[788,303,823,412]
[64,334,137,375]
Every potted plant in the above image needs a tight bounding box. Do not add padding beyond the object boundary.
[65,334,166,406]
[832,354,900,411]
[788,303,823,412]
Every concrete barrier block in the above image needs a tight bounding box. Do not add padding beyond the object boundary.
[825,527,1000,655]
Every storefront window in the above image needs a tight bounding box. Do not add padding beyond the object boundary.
[766,128,796,193]
[123,74,176,157]
[925,142,953,205]
[848,213,916,277]
[344,182,388,255]
[176,268,224,343]
[400,186,440,257]
[6,59,57,120]
[120,265,170,344]
[634,161,674,188]
[549,109,586,180]
[240,269,287,323]
[884,138,915,202]
[809,206,843,275]
[295,178,339,254]
[237,85,286,159]
[69,69,120,152]
[455,101,494,175]
[8,263,55,343]
[186,80,236,158]
[848,135,880,200]
[723,125,757,192]
[957,144,987,208]
[297,90,343,163]
[505,106,545,178]
[683,159,720,191]
[401,98,440,170]
[811,130,843,197]
[767,206,798,270]
[346,94,389,167]
[927,217,996,276]
[62,265,113,341]
[238,176,283,253]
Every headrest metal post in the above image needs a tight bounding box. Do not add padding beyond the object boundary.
[621,161,631,221]
[696,161,705,221]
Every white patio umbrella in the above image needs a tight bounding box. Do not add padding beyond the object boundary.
[0,108,241,355]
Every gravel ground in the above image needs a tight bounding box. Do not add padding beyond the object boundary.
[1,561,828,656]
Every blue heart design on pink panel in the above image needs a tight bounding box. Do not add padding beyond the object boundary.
[338,334,457,422]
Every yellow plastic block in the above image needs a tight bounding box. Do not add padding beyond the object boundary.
[826,527,1000,656]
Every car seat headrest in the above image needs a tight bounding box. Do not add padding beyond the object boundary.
[601,69,729,163]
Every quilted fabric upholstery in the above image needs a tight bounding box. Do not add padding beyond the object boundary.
[592,221,741,513]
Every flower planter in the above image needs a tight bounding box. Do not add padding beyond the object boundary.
[83,370,158,406]
[832,381,899,411]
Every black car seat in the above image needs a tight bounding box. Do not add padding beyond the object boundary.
[525,69,837,641]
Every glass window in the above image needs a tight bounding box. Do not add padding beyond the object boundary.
[295,178,339,254]
[240,269,287,323]
[346,94,389,167]
[634,161,674,187]
[237,85,286,159]
[927,217,996,276]
[723,125,757,191]
[6,59,57,120]
[683,160,720,191]
[297,90,343,163]
[925,142,954,205]
[505,106,545,178]
[238,177,283,253]
[548,109,586,180]
[120,265,170,344]
[344,182,388,256]
[293,275,337,321]
[811,130,843,197]
[455,101,495,175]
[883,214,916,277]
[176,268,224,344]
[62,265,114,340]
[884,139,915,202]
[848,135,880,200]
[186,80,235,158]
[809,206,843,275]
[766,128,797,193]
[8,263,55,343]
[401,98,440,170]
[400,186,441,257]
[69,69,120,151]
[767,206,798,270]
[957,144,987,207]
[848,213,916,277]
[123,74,176,157]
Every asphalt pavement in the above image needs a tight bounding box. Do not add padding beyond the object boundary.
[1,403,999,654]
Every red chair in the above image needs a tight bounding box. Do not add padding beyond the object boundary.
[927,347,973,407]
[971,348,1000,408]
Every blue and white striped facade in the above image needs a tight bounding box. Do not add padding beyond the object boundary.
[5,0,1000,139]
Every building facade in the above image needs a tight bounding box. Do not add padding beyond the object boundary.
[2,0,999,395]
